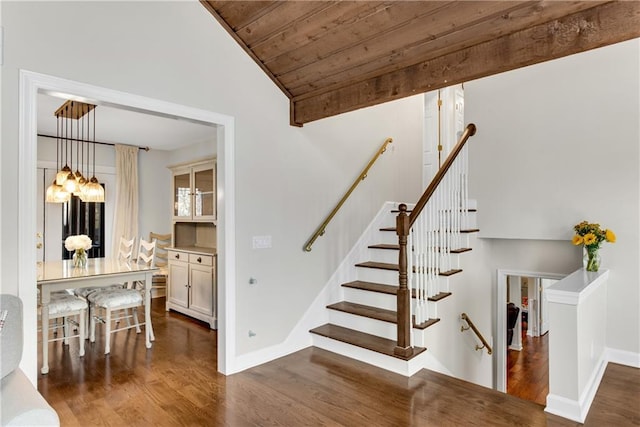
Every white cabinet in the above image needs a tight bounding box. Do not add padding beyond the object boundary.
[167,249,216,329]
[170,159,216,222]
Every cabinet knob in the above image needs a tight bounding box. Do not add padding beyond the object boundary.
[175,253,180,259]
[197,257,202,263]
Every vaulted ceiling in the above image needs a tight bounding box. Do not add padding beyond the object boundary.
[201,1,640,126]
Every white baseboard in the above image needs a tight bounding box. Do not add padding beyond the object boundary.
[545,347,640,423]
[606,347,640,368]
[545,353,607,423]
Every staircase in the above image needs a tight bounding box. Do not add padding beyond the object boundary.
[310,204,479,374]
[309,123,478,376]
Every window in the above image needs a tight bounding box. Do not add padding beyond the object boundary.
[61,186,105,259]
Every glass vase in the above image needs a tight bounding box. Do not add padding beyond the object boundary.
[583,247,601,272]
[73,249,87,269]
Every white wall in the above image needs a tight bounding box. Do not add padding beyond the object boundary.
[466,39,640,356]
[0,2,422,363]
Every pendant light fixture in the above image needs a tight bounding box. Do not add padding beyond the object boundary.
[47,100,103,203]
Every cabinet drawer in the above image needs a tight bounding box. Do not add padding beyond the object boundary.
[189,253,213,266]
[168,250,188,263]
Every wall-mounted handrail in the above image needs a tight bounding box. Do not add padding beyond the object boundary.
[461,312,493,355]
[409,123,476,228]
[303,137,393,252]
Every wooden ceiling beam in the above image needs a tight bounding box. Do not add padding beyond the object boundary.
[291,1,640,126]
[285,1,608,97]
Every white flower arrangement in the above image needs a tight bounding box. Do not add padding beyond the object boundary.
[64,234,92,252]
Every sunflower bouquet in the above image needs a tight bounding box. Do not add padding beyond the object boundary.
[572,221,615,271]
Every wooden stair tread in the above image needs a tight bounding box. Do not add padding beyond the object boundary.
[414,318,441,330]
[438,268,463,276]
[368,243,399,250]
[380,227,480,233]
[390,208,476,213]
[310,324,426,361]
[451,248,472,254]
[328,301,442,329]
[368,243,472,254]
[355,261,398,271]
[327,301,396,323]
[342,281,452,302]
[356,262,463,277]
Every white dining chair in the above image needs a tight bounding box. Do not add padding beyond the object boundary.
[88,238,156,354]
[39,292,87,359]
[149,232,171,297]
[74,236,135,299]
[73,236,136,334]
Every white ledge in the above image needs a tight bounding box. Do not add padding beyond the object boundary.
[546,268,609,305]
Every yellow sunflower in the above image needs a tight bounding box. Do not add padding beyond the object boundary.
[572,235,583,245]
[605,229,616,243]
[583,233,597,246]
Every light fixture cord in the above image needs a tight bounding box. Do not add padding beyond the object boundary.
[55,114,60,172]
[69,103,73,171]
[92,107,96,178]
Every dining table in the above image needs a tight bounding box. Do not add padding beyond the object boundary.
[36,257,158,374]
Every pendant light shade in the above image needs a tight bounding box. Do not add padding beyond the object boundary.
[45,179,70,203]
[82,177,105,203]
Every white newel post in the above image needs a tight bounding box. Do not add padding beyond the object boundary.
[545,269,609,423]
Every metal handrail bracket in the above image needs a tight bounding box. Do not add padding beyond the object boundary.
[303,137,393,252]
[461,312,493,355]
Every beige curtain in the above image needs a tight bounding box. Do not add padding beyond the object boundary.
[111,144,139,258]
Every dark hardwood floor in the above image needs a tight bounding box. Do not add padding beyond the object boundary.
[508,333,549,405]
[39,298,640,426]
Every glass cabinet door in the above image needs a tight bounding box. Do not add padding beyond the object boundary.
[173,172,191,218]
[193,166,215,219]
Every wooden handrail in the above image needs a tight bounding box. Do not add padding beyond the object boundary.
[409,123,476,227]
[461,312,493,355]
[303,137,393,252]
[395,123,476,356]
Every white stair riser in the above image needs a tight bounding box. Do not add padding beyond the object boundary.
[356,267,398,285]
[377,231,398,245]
[342,287,441,320]
[311,334,425,377]
[328,310,397,340]
[343,287,397,311]
[367,248,399,264]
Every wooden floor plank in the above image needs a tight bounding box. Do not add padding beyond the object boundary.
[37,297,639,426]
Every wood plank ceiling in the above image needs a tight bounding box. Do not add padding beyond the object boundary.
[201,1,640,126]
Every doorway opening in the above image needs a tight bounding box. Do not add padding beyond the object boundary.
[505,274,558,405]
[495,269,565,398]
[19,70,236,382]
